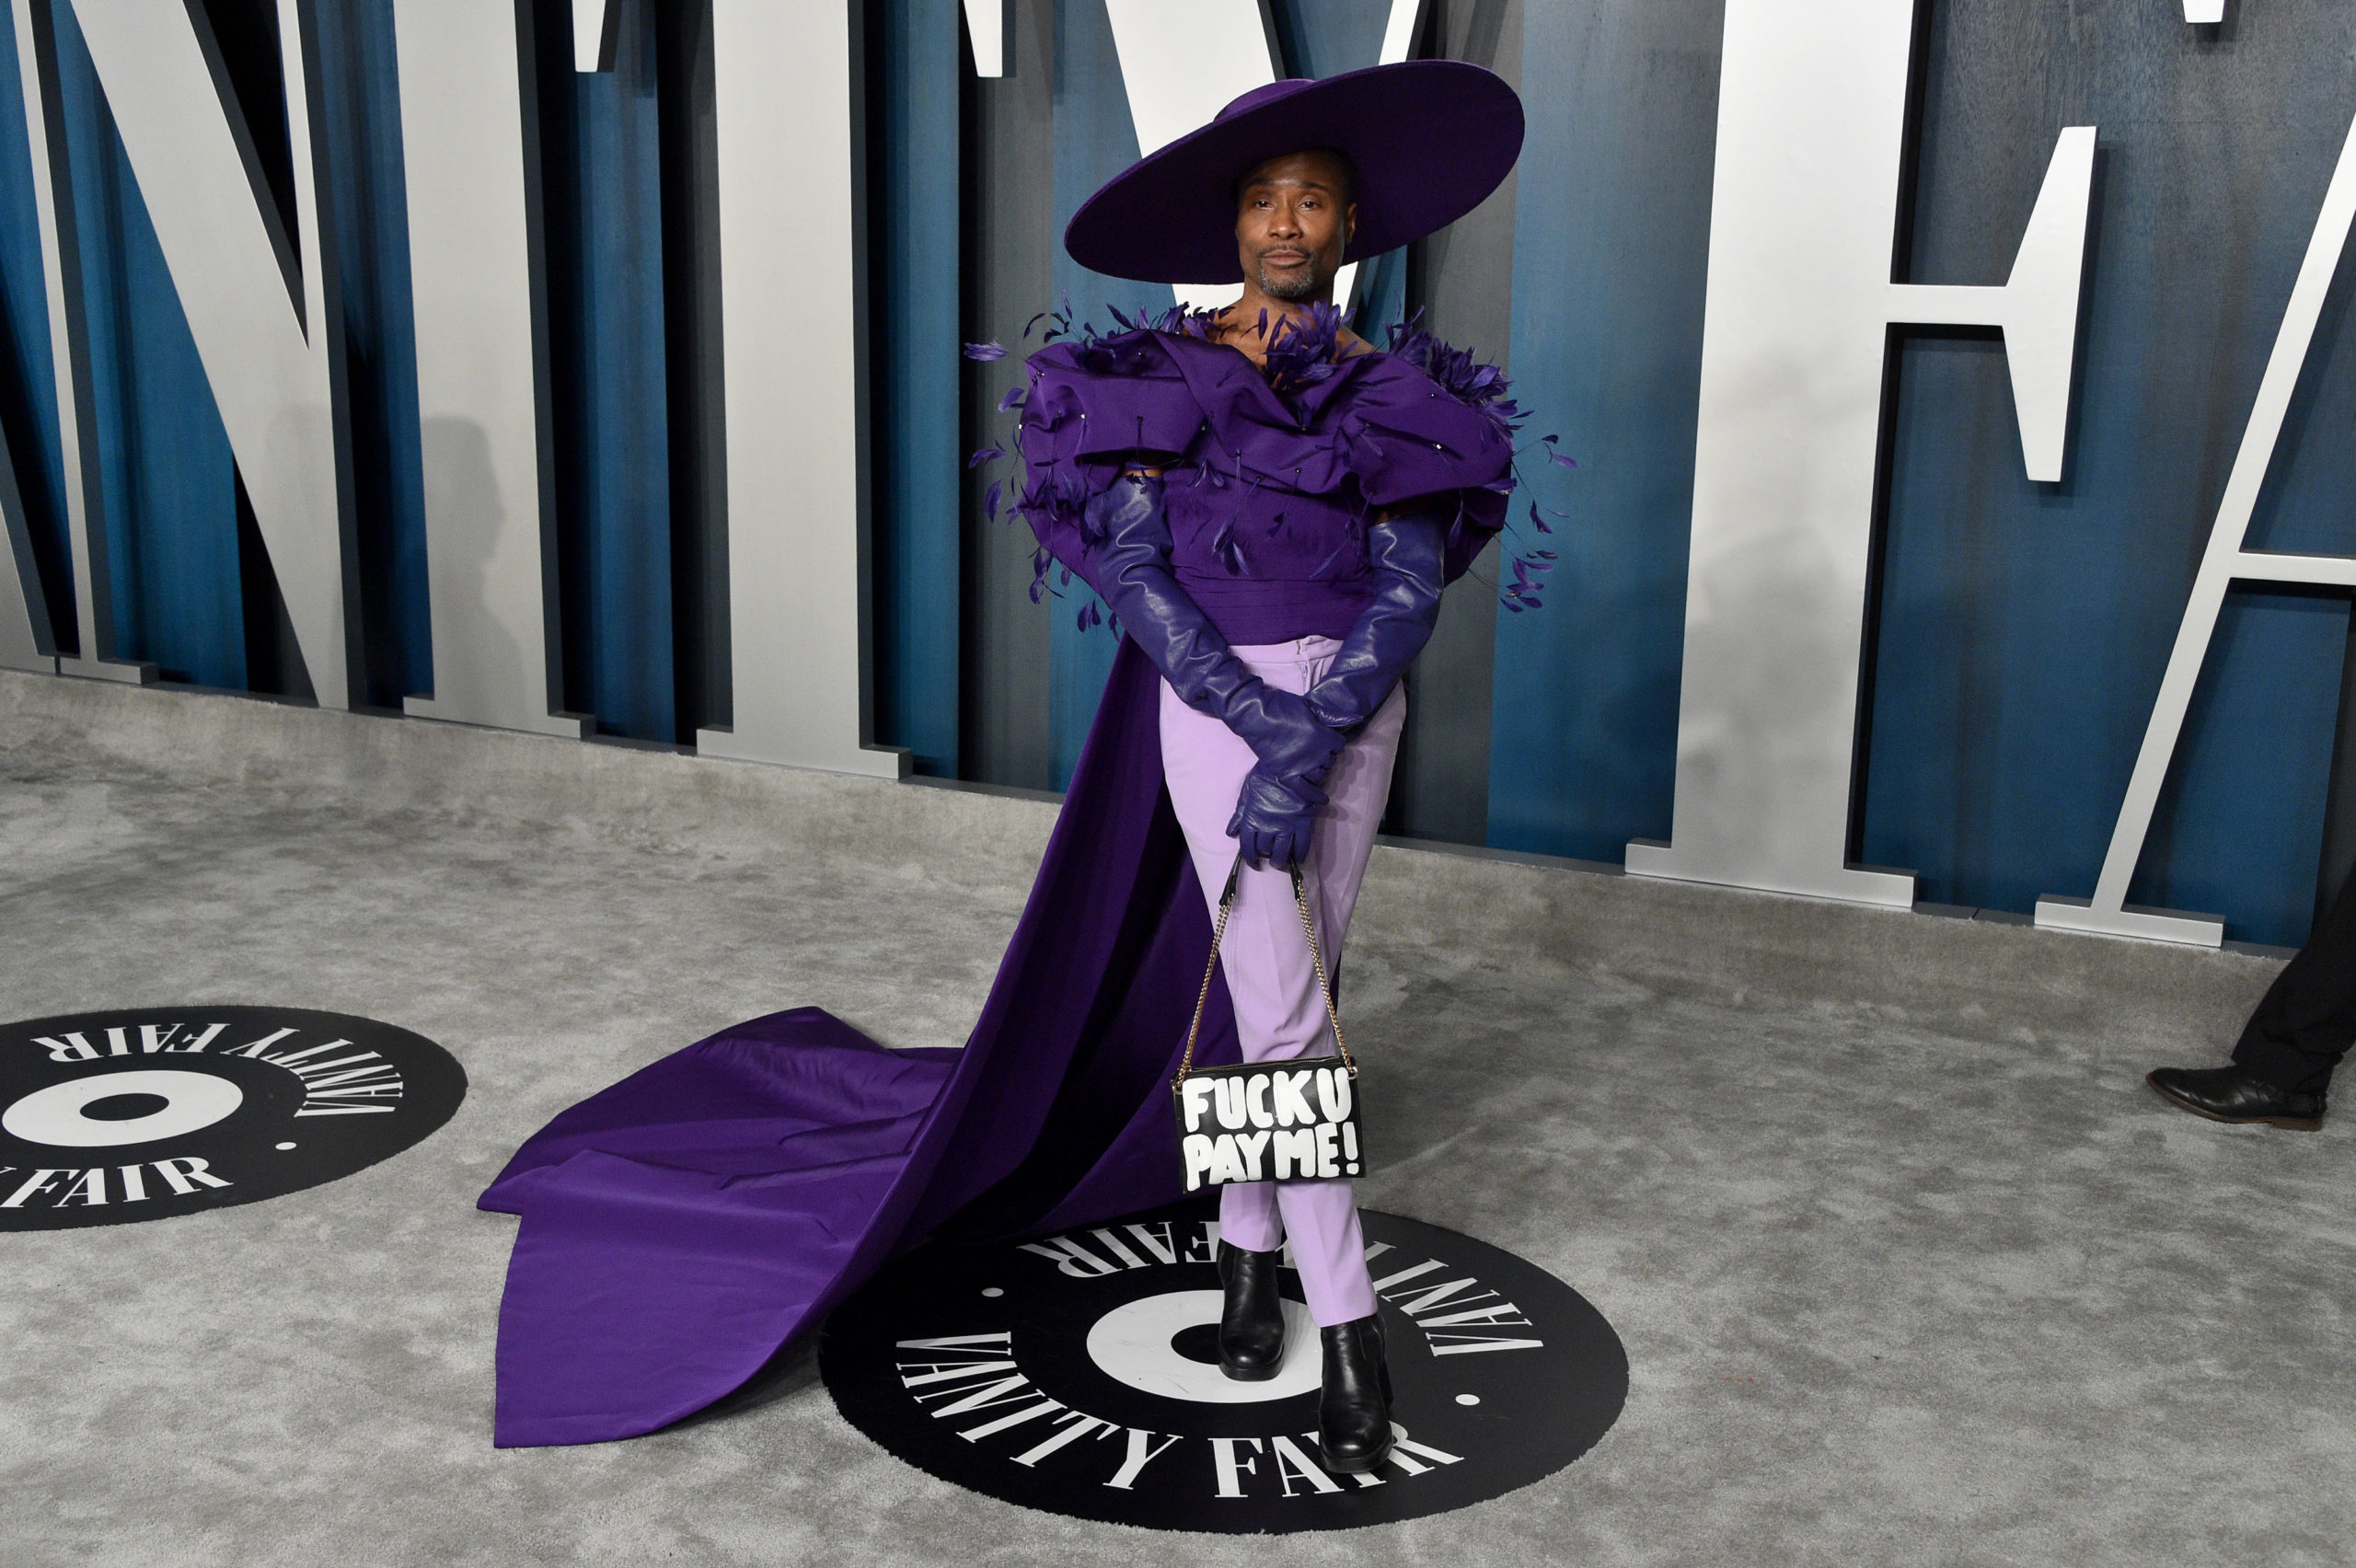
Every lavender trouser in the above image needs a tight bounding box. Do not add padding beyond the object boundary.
[1160,634,1405,1328]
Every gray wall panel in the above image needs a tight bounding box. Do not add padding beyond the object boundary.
[1384,0,1519,846]
[0,403,52,668]
[960,0,1053,790]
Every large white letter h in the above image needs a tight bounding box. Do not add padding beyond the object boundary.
[1626,0,2094,907]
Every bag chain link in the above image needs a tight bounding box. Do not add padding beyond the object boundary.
[1172,855,1356,1089]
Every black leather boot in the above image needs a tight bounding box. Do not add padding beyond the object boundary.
[2148,1066,2325,1130]
[1217,1241,1285,1380]
[1317,1314,1392,1473]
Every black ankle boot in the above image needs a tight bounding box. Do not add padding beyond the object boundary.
[1217,1241,1286,1380]
[1317,1314,1392,1473]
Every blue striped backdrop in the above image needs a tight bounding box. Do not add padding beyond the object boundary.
[0,0,2348,944]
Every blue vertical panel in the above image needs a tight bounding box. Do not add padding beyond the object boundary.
[1266,0,1389,81]
[53,1,241,688]
[1046,0,1167,790]
[1859,0,2356,946]
[876,0,960,777]
[313,0,433,708]
[0,6,71,642]
[1488,2,1720,859]
[2128,592,2346,941]
[560,0,672,742]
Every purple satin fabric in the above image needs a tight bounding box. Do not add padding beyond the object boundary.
[479,641,1240,1447]
[1015,329,1514,645]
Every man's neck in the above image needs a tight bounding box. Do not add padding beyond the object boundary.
[1219,284,1334,353]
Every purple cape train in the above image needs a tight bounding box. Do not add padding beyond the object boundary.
[479,312,1529,1447]
[478,640,1239,1447]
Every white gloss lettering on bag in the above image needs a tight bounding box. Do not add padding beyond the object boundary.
[1170,859,1368,1192]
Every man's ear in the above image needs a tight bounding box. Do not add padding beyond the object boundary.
[1345,203,1358,247]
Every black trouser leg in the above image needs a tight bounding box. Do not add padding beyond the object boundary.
[2231,875,2356,1096]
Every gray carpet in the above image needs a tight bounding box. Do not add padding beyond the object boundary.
[2,671,2347,1568]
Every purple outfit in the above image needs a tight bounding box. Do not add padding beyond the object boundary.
[478,318,1517,1447]
[1015,325,1511,644]
[1025,323,1510,1324]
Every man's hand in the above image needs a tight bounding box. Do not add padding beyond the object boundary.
[1229,764,1324,869]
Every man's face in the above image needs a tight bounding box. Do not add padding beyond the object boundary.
[1234,150,1356,302]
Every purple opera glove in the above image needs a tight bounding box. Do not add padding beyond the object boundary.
[1304,511,1449,733]
[1228,765,1322,870]
[1221,513,1443,868]
[1084,474,1347,809]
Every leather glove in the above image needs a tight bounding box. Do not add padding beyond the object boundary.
[1304,510,1449,734]
[1228,763,1322,870]
[1221,512,1445,870]
[1083,475,1346,811]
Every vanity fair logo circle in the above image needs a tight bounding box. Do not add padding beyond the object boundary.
[0,1007,466,1230]
[820,1204,1628,1532]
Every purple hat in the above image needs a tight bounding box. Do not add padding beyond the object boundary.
[1065,60,1525,286]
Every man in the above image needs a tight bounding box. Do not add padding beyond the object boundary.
[1025,61,1526,1470]
[2148,876,2356,1130]
[479,61,1532,1465]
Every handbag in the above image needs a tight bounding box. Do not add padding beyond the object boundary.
[1171,855,1363,1193]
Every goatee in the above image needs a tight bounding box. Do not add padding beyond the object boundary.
[1255,260,1321,302]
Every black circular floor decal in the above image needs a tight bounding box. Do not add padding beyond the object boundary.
[0,1007,465,1229]
[820,1201,1627,1531]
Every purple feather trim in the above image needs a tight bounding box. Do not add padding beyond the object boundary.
[1257,302,1346,395]
[1385,311,1528,449]
[1211,518,1245,577]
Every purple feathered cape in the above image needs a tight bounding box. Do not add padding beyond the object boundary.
[479,317,1525,1447]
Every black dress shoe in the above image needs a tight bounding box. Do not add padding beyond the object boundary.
[1317,1314,1392,1474]
[1216,1241,1285,1380]
[2147,1066,2325,1131]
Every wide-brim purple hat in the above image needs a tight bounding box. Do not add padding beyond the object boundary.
[1066,60,1524,286]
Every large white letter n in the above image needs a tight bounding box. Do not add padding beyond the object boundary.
[1624,0,2094,907]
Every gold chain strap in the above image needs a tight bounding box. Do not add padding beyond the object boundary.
[1173,859,1241,1086]
[1172,855,1357,1090]
[1288,861,1356,1078]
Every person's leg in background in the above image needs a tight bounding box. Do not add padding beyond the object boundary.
[2231,874,2356,1096]
[2150,875,2356,1129]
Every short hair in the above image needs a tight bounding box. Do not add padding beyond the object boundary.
[1233,147,1357,209]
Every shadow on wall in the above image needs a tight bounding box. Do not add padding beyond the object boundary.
[417,415,527,721]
